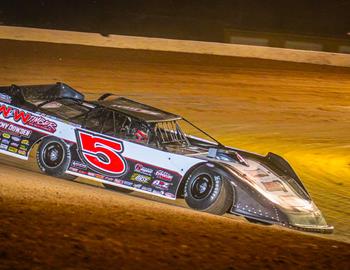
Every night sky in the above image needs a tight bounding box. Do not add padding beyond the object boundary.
[0,0,349,42]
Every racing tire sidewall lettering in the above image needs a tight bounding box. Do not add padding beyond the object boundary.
[184,164,233,215]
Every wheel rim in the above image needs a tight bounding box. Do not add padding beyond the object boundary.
[42,142,65,168]
[191,173,214,200]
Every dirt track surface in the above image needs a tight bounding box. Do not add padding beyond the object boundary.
[1,162,350,270]
[0,39,350,269]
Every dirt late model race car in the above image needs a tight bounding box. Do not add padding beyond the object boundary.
[0,82,333,233]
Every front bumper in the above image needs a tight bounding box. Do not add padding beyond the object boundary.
[282,208,334,234]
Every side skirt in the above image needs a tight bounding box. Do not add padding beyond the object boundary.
[66,171,177,201]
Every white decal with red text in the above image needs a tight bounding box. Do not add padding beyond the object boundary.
[0,104,57,133]
[155,170,174,181]
[76,129,127,175]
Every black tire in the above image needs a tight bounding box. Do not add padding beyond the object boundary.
[103,183,133,193]
[36,137,77,181]
[184,164,234,215]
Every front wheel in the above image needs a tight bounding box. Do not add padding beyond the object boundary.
[36,137,77,181]
[184,164,234,215]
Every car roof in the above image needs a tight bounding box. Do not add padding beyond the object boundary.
[97,97,182,123]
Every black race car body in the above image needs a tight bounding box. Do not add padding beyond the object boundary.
[0,83,333,233]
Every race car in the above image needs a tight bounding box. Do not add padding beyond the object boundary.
[0,82,333,233]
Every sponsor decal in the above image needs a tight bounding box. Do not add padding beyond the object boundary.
[11,136,21,142]
[69,167,79,172]
[123,181,133,186]
[0,120,32,137]
[2,133,10,139]
[78,170,87,175]
[246,168,269,178]
[18,149,26,156]
[152,190,164,196]
[141,186,153,192]
[214,175,221,182]
[71,160,88,170]
[133,183,143,189]
[7,124,31,137]
[112,104,161,116]
[0,143,8,150]
[114,179,124,185]
[152,180,171,191]
[262,180,287,192]
[19,145,28,151]
[87,172,95,177]
[8,146,18,153]
[0,94,12,103]
[1,139,10,145]
[236,152,249,166]
[155,170,174,181]
[95,174,105,179]
[0,104,57,133]
[40,101,62,109]
[10,142,19,147]
[165,192,175,198]
[21,139,29,145]
[76,129,127,176]
[131,173,151,184]
[134,163,154,176]
[27,115,57,133]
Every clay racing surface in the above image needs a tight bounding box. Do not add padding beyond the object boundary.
[0,39,349,269]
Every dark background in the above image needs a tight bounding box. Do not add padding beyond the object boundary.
[0,0,349,42]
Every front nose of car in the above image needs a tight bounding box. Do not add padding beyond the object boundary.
[284,208,334,233]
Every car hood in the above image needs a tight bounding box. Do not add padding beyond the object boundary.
[224,158,312,210]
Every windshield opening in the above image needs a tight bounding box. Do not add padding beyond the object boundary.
[154,121,188,145]
[154,119,221,149]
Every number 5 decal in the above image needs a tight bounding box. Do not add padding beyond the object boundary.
[76,129,127,175]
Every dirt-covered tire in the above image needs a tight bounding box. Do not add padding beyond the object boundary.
[36,137,77,181]
[103,184,133,193]
[184,164,234,215]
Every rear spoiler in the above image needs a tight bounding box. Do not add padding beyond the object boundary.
[0,82,85,110]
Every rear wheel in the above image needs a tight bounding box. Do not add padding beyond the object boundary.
[36,137,77,181]
[184,165,234,215]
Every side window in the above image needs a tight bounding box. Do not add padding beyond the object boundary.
[115,114,152,145]
[114,113,132,138]
[101,111,116,136]
[84,110,152,145]
[84,109,106,132]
